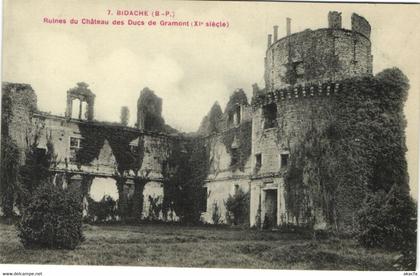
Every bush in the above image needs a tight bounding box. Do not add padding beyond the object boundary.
[87,195,117,223]
[145,195,162,221]
[225,188,249,226]
[17,183,84,249]
[0,135,20,218]
[211,202,221,225]
[357,185,416,252]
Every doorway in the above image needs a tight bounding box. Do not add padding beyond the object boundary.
[263,189,278,228]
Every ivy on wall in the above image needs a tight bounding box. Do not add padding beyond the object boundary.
[283,68,410,231]
[76,123,142,173]
[224,89,248,114]
[222,121,252,172]
[197,102,223,135]
[197,89,253,173]
[1,88,12,137]
[221,89,252,172]
[162,137,210,223]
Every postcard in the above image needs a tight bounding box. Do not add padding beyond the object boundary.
[1,0,419,274]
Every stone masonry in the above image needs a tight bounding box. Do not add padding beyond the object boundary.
[2,11,376,228]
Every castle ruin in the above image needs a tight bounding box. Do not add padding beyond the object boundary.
[3,11,409,230]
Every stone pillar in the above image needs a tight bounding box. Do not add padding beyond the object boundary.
[250,183,262,228]
[267,34,272,49]
[87,96,95,121]
[286,17,291,36]
[278,179,287,226]
[81,175,94,217]
[264,57,268,89]
[65,94,73,118]
[133,177,147,221]
[273,25,278,42]
[116,176,128,220]
[78,98,83,119]
[328,11,342,29]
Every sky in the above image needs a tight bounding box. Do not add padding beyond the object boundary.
[3,0,419,198]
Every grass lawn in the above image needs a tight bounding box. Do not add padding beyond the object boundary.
[0,222,399,270]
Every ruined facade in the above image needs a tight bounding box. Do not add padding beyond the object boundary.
[2,82,180,220]
[200,11,375,228]
[3,11,385,228]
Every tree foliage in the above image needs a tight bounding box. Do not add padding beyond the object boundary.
[225,188,250,226]
[17,183,84,249]
[19,134,56,209]
[162,138,209,224]
[211,202,222,225]
[0,136,20,217]
[87,195,117,222]
[283,68,411,233]
[357,185,416,251]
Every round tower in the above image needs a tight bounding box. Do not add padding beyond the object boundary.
[250,11,374,229]
[264,12,373,92]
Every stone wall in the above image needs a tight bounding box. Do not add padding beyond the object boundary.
[328,11,342,29]
[199,91,254,224]
[136,87,165,131]
[252,86,336,163]
[200,126,253,224]
[265,14,372,90]
[351,13,371,39]
[140,134,173,179]
[32,113,175,179]
[142,181,164,219]
[251,84,338,227]
[201,178,249,224]
[2,83,37,163]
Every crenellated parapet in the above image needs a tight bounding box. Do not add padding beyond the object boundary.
[251,82,341,109]
[264,11,372,92]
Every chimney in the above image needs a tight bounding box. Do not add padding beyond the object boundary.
[267,34,272,48]
[273,25,279,41]
[328,11,342,29]
[286,17,291,36]
[120,106,129,126]
[252,83,260,97]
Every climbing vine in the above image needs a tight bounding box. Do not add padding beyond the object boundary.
[76,123,142,173]
[221,121,252,172]
[162,137,210,224]
[283,68,410,232]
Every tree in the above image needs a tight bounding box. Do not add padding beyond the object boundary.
[0,136,20,218]
[225,188,250,226]
[357,185,416,251]
[19,134,55,208]
[162,139,209,224]
[17,183,84,249]
[16,131,85,250]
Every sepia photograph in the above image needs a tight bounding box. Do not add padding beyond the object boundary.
[1,0,419,273]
